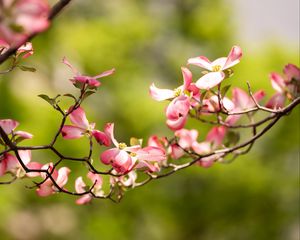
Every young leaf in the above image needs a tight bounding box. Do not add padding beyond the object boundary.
[38,94,55,106]
[18,65,36,72]
[221,85,231,97]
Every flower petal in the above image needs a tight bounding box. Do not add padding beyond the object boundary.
[0,119,19,134]
[223,45,242,70]
[69,107,90,129]
[26,162,43,177]
[62,57,80,76]
[187,56,212,70]
[92,130,111,146]
[149,83,175,101]
[206,126,227,147]
[75,176,86,193]
[195,72,225,90]
[166,116,187,131]
[14,130,33,139]
[61,126,85,139]
[100,148,119,165]
[76,194,92,205]
[56,167,71,188]
[265,93,285,109]
[181,67,192,90]
[93,68,115,79]
[270,73,285,93]
[136,146,166,162]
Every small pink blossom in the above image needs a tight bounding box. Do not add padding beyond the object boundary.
[36,163,71,197]
[62,57,115,88]
[188,46,242,89]
[0,119,33,140]
[0,0,50,46]
[75,172,103,205]
[266,64,300,109]
[226,88,265,125]
[61,107,110,146]
[100,124,166,174]
[0,150,42,178]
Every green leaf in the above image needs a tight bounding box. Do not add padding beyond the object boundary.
[221,85,231,97]
[63,93,77,101]
[38,94,55,106]
[18,65,36,72]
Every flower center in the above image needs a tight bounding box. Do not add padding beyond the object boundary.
[118,142,127,150]
[212,65,222,72]
[130,152,137,157]
[174,88,182,97]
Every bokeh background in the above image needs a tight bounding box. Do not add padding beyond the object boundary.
[0,0,299,239]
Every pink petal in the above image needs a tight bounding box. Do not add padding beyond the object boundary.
[18,150,31,166]
[62,57,80,76]
[87,172,103,189]
[5,153,19,172]
[225,115,241,126]
[231,88,250,110]
[93,68,115,79]
[166,95,190,120]
[283,64,300,82]
[181,67,192,90]
[26,162,43,177]
[61,125,85,139]
[69,107,90,129]
[92,130,111,146]
[223,45,242,70]
[0,119,19,134]
[0,159,7,176]
[206,126,227,147]
[270,73,285,93]
[195,72,225,90]
[192,141,211,155]
[75,176,86,193]
[166,116,187,131]
[17,42,33,58]
[136,146,166,162]
[100,148,120,165]
[149,83,175,101]
[175,129,198,149]
[170,144,185,159]
[112,150,133,174]
[265,93,286,109]
[76,194,92,205]
[36,184,53,197]
[135,161,160,172]
[14,130,33,139]
[187,56,212,70]
[56,167,71,188]
[211,57,227,69]
[104,123,119,147]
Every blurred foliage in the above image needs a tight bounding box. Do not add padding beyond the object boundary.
[0,0,299,240]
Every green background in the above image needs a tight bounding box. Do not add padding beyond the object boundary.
[0,1,299,239]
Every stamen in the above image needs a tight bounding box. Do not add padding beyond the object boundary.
[118,142,127,149]
[212,65,222,72]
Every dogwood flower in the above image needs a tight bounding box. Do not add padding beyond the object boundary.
[0,150,42,178]
[0,0,50,46]
[36,163,71,197]
[75,172,103,205]
[266,64,300,109]
[100,123,166,174]
[61,107,111,146]
[188,46,242,89]
[226,88,265,125]
[62,57,115,88]
[0,119,33,140]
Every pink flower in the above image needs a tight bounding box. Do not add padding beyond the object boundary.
[150,67,195,131]
[0,119,33,140]
[206,126,227,147]
[202,95,234,113]
[61,107,111,146]
[226,88,265,125]
[0,40,33,58]
[75,172,103,205]
[0,150,42,178]
[62,57,115,88]
[0,0,50,46]
[188,46,242,89]
[166,95,191,130]
[36,163,71,197]
[266,64,300,109]
[100,124,166,174]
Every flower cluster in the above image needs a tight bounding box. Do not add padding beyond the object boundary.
[0,0,50,46]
